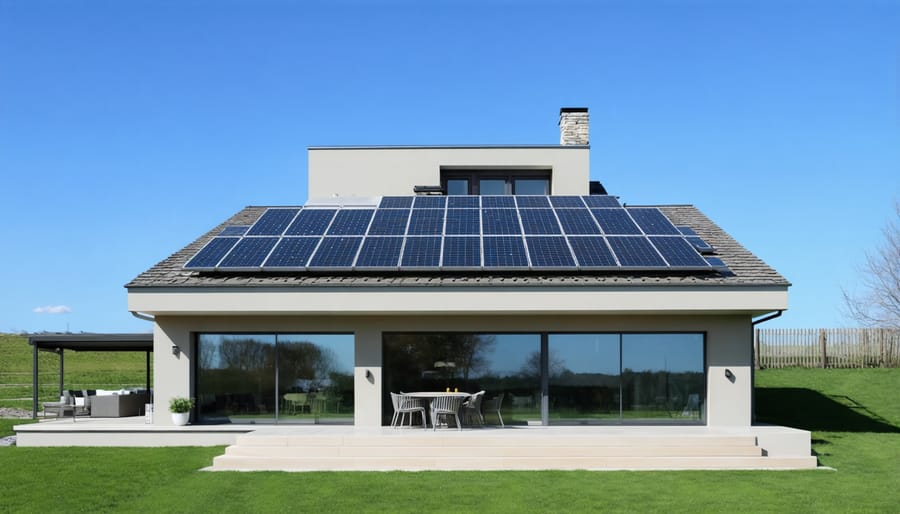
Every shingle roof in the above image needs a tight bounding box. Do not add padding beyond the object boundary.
[126,204,789,289]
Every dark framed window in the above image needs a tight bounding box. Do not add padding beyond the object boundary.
[441,169,551,195]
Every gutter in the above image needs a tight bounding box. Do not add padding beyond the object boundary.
[751,310,783,326]
[131,311,155,322]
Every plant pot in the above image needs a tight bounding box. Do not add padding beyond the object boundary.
[171,412,190,426]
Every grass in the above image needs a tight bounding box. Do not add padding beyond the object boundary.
[0,367,897,513]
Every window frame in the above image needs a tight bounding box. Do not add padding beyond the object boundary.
[441,169,552,195]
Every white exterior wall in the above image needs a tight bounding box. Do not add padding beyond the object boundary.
[150,313,752,428]
[307,146,590,199]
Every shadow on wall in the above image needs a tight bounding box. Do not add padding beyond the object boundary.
[756,387,900,433]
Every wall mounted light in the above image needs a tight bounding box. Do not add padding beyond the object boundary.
[171,345,180,356]
[725,368,735,382]
[365,369,373,379]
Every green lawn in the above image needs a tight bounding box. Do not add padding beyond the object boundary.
[1,367,898,513]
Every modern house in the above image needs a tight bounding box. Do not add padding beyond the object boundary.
[21,108,814,469]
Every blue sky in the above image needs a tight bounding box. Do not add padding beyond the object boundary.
[1,0,898,334]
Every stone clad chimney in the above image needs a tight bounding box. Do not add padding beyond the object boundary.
[558,107,589,146]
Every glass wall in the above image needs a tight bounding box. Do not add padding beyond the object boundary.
[196,333,353,425]
[548,334,620,424]
[621,334,705,422]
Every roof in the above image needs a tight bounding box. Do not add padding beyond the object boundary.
[126,204,789,290]
[28,333,153,352]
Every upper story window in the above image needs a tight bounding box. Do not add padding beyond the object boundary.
[441,169,551,196]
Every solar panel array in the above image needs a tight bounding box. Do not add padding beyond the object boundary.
[184,196,725,272]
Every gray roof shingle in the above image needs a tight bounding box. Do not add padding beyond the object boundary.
[126,204,789,289]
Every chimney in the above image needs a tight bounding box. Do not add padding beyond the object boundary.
[558,107,589,146]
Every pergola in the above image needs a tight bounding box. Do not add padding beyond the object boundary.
[28,333,153,419]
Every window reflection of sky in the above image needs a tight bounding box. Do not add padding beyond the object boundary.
[477,334,540,377]
[550,334,619,375]
[622,334,704,373]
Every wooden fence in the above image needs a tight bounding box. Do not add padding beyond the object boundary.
[754,328,900,369]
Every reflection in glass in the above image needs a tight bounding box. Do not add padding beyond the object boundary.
[621,334,705,422]
[480,179,508,195]
[382,333,540,426]
[446,179,469,195]
[278,334,354,425]
[197,334,276,424]
[549,334,620,424]
[514,178,549,195]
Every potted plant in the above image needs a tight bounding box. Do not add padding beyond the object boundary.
[169,397,194,426]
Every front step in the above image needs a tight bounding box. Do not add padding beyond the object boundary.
[210,431,818,471]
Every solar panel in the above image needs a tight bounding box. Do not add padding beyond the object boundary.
[481,196,515,208]
[185,237,240,269]
[591,209,642,235]
[482,209,521,235]
[218,226,249,237]
[555,208,601,235]
[447,196,480,209]
[380,196,414,209]
[582,195,621,208]
[218,237,278,269]
[308,237,363,268]
[549,196,586,208]
[676,226,698,236]
[442,236,481,268]
[567,236,617,267]
[413,196,446,209]
[401,237,442,267]
[483,236,528,268]
[445,209,480,235]
[246,208,300,236]
[627,208,680,235]
[367,209,410,236]
[355,237,403,268]
[649,236,709,267]
[607,236,666,267]
[263,237,321,268]
[326,209,374,235]
[516,196,551,208]
[705,257,735,276]
[520,209,562,235]
[526,237,575,268]
[407,209,445,235]
[284,209,336,236]
[686,236,714,254]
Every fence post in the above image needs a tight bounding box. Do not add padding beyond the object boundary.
[819,329,827,368]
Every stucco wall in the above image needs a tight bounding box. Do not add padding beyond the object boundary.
[307,147,590,199]
[151,313,752,428]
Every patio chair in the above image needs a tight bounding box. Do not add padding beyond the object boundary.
[482,392,504,427]
[283,393,310,415]
[461,390,485,426]
[430,395,464,431]
[390,393,427,428]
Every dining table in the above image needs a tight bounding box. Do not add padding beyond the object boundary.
[403,391,471,428]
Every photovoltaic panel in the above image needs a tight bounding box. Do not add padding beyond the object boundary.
[520,209,561,235]
[413,196,446,209]
[442,237,481,268]
[582,195,621,208]
[555,209,601,235]
[526,237,575,268]
[218,226,249,237]
[649,236,709,267]
[447,196,480,209]
[483,236,528,268]
[627,208,680,235]
[677,226,698,236]
[482,209,521,235]
[355,237,403,268]
[380,196,414,209]
[567,236,617,267]
[367,209,410,235]
[326,209,374,235]
[184,237,240,269]
[407,209,445,235]
[246,208,300,236]
[284,209,336,236]
[549,196,586,208]
[481,196,515,208]
[401,237,442,267]
[516,196,551,208]
[686,236,714,254]
[607,236,666,267]
[445,209,480,235]
[218,237,278,268]
[308,237,363,268]
[263,237,321,268]
[591,209,642,235]
[705,257,735,276]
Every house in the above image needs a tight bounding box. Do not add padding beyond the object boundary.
[119,108,815,469]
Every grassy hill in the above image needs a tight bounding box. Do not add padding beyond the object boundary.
[0,334,150,410]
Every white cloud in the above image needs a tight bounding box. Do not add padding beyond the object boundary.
[33,305,72,314]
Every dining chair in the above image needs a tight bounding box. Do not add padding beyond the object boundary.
[430,395,464,431]
[482,392,505,427]
[461,390,485,426]
[390,392,427,428]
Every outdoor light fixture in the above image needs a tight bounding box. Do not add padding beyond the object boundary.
[365,369,373,379]
[725,369,735,381]
[171,345,180,356]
